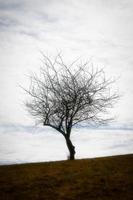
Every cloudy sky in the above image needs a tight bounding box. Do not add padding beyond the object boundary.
[0,0,133,127]
[0,0,133,164]
[0,125,133,164]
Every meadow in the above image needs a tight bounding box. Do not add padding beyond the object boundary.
[0,154,133,200]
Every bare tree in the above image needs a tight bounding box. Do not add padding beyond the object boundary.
[24,53,118,160]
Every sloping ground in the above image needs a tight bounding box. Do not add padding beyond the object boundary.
[0,154,133,200]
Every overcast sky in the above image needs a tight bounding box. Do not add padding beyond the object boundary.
[0,126,133,164]
[0,0,133,126]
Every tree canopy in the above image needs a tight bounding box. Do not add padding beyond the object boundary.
[24,53,118,160]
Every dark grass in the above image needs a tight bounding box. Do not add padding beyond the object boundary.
[0,154,133,200]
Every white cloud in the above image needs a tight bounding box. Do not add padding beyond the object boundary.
[0,125,133,165]
[0,0,133,124]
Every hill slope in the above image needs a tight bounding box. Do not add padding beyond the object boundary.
[0,154,133,200]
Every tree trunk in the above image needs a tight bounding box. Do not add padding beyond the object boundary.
[65,136,75,160]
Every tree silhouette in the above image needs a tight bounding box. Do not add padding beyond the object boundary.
[24,53,118,160]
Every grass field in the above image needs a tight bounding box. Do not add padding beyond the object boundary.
[0,154,133,200]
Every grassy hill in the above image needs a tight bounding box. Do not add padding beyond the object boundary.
[0,154,133,200]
